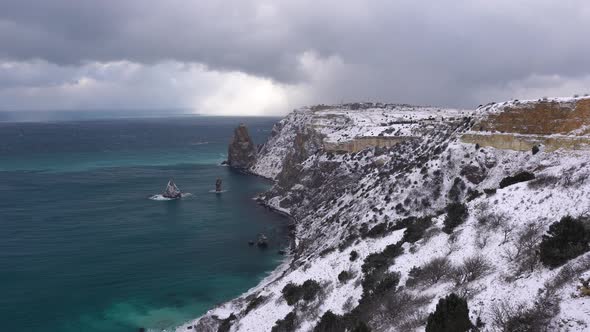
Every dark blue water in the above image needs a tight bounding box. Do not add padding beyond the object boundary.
[0,116,288,332]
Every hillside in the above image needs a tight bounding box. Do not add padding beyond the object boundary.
[178,99,590,332]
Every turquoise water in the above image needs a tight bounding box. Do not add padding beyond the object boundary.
[0,116,289,332]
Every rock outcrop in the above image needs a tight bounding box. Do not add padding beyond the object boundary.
[227,124,257,169]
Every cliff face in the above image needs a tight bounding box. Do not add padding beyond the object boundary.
[462,97,590,152]
[228,124,257,169]
[181,99,590,332]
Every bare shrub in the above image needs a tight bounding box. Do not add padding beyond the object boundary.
[406,257,452,287]
[562,166,587,188]
[489,256,588,332]
[545,254,590,292]
[422,227,442,243]
[503,223,544,275]
[244,295,267,314]
[473,200,490,215]
[342,296,356,312]
[477,210,509,231]
[454,284,485,301]
[474,233,489,249]
[397,311,428,331]
[451,256,493,285]
[369,290,432,330]
[474,207,510,248]
[490,292,559,332]
[527,174,560,189]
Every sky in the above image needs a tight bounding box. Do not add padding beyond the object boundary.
[1,0,590,116]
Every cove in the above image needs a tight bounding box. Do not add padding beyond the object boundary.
[0,116,289,332]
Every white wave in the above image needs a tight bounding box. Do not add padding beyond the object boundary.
[149,193,192,201]
[149,194,174,201]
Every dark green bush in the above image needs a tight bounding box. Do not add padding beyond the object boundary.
[365,222,389,238]
[271,311,296,332]
[313,311,347,332]
[281,280,322,305]
[350,322,371,332]
[402,216,433,243]
[426,293,473,332]
[390,217,415,231]
[361,243,403,275]
[499,171,535,188]
[319,247,336,257]
[361,243,403,297]
[338,270,352,283]
[372,272,400,294]
[448,177,466,202]
[540,216,590,268]
[217,313,236,332]
[244,295,266,314]
[483,188,496,196]
[313,310,371,332]
[442,203,468,234]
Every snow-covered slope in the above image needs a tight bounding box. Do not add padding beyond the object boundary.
[178,100,590,332]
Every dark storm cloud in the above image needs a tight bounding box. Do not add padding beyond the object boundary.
[1,0,590,111]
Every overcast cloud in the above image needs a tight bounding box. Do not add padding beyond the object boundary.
[1,0,590,115]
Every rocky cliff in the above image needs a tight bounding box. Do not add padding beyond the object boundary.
[179,99,590,332]
[462,96,590,152]
[228,124,257,169]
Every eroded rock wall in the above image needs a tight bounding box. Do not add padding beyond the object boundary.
[323,136,409,153]
[463,97,590,151]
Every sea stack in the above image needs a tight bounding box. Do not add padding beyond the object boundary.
[227,124,256,170]
[162,179,182,199]
[215,178,222,192]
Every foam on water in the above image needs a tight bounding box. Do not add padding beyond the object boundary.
[208,190,228,193]
[149,193,192,201]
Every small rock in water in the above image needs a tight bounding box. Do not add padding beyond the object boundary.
[138,328,146,332]
[162,179,182,199]
[278,249,286,255]
[257,233,269,248]
[248,241,255,246]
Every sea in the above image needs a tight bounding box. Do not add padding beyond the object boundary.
[0,113,290,332]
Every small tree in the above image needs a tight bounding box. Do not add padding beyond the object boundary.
[272,311,296,332]
[499,171,535,189]
[313,311,347,332]
[426,293,473,332]
[443,203,468,234]
[540,216,590,268]
[281,280,322,305]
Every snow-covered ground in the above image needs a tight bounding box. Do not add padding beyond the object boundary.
[176,98,590,332]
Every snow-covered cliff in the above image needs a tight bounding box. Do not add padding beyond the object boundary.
[178,100,590,332]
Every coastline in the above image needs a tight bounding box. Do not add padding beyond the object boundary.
[173,161,298,331]
[174,191,298,332]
